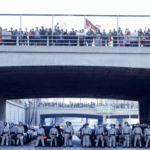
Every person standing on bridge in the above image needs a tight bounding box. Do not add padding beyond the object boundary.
[35,124,45,147]
[132,124,142,148]
[1,122,10,146]
[63,121,73,147]
[16,122,24,147]
[95,124,104,147]
[49,124,58,147]
[82,123,91,148]
[122,122,131,148]
[108,124,117,148]
[111,28,117,47]
[144,124,150,148]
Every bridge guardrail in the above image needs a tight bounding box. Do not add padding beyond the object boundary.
[0,34,150,47]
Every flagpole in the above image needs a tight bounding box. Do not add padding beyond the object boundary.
[84,15,86,45]
[117,15,118,36]
[117,15,119,47]
[84,15,85,36]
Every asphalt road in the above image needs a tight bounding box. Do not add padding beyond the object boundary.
[0,136,150,150]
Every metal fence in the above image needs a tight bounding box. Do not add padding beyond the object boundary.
[1,35,150,47]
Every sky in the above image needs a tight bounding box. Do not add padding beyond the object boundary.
[0,0,150,32]
[0,0,150,15]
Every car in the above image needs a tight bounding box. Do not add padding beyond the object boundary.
[38,125,64,146]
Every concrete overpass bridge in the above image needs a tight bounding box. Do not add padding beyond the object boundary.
[0,46,150,130]
[37,108,138,125]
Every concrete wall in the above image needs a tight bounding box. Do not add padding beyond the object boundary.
[0,46,150,69]
[6,101,25,124]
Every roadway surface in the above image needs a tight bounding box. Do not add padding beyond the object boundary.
[0,136,149,150]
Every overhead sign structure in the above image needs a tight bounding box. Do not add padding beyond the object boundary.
[95,106,114,113]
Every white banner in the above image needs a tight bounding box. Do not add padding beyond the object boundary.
[2,32,11,39]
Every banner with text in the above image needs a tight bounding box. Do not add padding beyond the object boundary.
[95,106,114,113]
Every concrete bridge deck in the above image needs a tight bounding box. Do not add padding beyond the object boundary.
[0,46,150,69]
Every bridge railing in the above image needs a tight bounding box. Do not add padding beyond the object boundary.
[1,34,150,47]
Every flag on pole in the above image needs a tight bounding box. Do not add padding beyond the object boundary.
[85,18,98,33]
[64,20,67,27]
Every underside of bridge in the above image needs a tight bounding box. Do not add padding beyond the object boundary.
[0,65,150,101]
[0,65,150,124]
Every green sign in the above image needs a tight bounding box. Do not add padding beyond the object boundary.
[95,106,114,113]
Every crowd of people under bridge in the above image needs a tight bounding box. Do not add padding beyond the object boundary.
[0,24,150,47]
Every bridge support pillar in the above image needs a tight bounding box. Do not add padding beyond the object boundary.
[139,102,150,124]
[116,118,123,126]
[53,118,56,124]
[0,98,6,133]
[103,115,106,124]
[98,116,103,125]
[86,118,88,123]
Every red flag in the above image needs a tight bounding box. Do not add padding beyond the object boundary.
[85,18,98,33]
[15,99,19,102]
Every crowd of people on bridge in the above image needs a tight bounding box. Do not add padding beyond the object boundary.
[0,24,150,47]
[37,101,138,109]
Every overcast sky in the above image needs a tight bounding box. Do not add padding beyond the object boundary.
[1,0,150,15]
[0,0,150,32]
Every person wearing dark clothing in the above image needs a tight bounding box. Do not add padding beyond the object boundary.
[8,27,14,45]
[145,29,150,47]
[47,28,52,46]
[60,29,64,46]
[138,29,144,47]
[54,23,61,46]
[78,30,85,46]
[40,26,47,46]
[63,29,69,46]
[69,28,77,46]
[13,29,20,46]
[102,29,108,46]
[19,28,23,45]
[86,29,94,46]
[29,29,35,46]
[112,29,117,47]
[20,29,28,45]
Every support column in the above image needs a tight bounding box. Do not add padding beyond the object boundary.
[86,118,88,123]
[139,102,150,124]
[0,98,6,133]
[103,115,106,124]
[53,118,56,124]
[98,116,103,125]
[117,118,123,126]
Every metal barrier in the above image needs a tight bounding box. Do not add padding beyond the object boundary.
[1,34,150,47]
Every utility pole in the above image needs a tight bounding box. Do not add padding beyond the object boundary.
[35,99,39,126]
[28,99,30,125]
